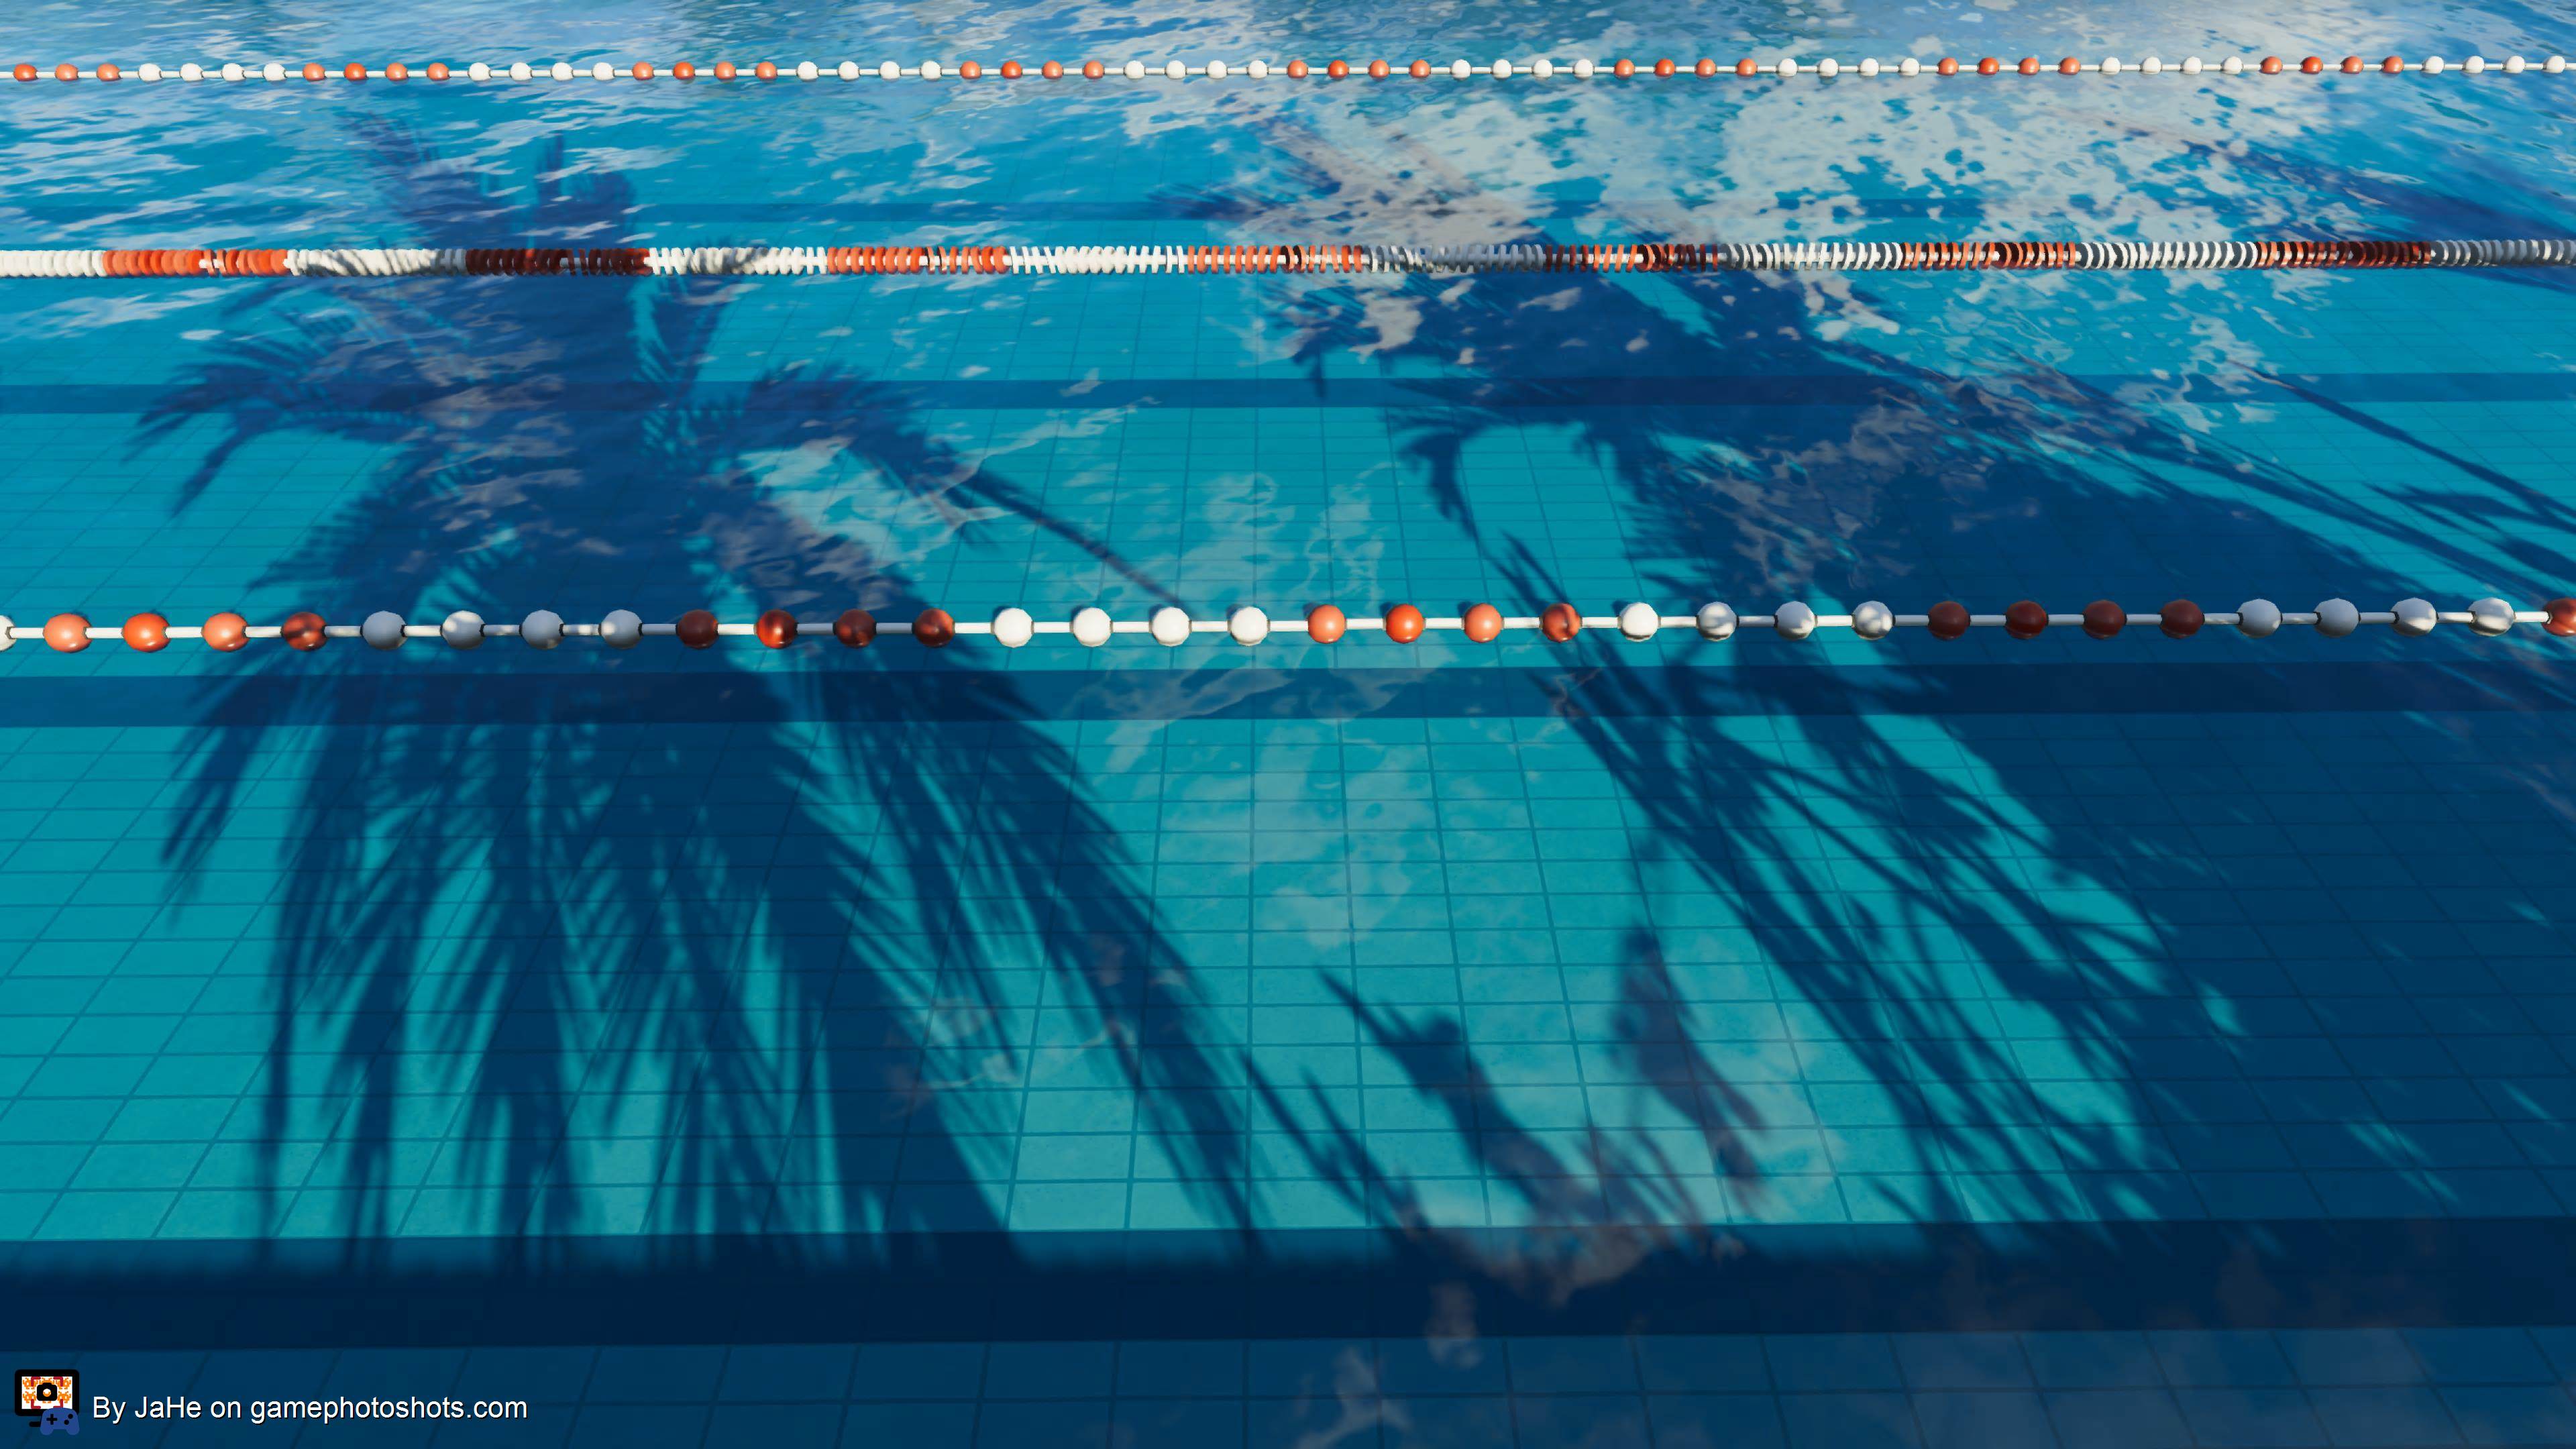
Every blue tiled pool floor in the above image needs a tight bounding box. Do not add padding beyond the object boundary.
[10,1,2576,1439]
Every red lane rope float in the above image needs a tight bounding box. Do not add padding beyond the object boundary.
[7,239,2573,278]
[8,54,2569,84]
[6,597,2572,654]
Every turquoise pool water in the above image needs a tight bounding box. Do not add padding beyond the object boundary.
[7,1,2576,1445]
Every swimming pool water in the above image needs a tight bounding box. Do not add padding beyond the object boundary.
[7,1,2576,1444]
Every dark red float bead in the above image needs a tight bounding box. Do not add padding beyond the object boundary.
[2545,598,2576,637]
[2004,600,2048,639]
[914,608,956,647]
[675,608,719,648]
[1926,601,1970,640]
[2160,600,2205,639]
[1540,602,1582,641]
[282,611,327,650]
[834,608,877,647]
[755,608,797,648]
[2082,600,2125,639]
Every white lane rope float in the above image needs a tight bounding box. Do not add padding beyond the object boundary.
[11,54,2573,85]
[8,598,2575,655]
[6,241,2576,278]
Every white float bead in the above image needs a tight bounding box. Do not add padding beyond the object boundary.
[1228,606,1270,645]
[180,62,203,80]
[1072,607,1114,647]
[1124,60,1146,79]
[1774,602,1818,641]
[1208,60,1228,78]
[1150,606,1191,646]
[992,606,1034,648]
[2313,598,2360,637]
[1851,601,1894,639]
[1246,60,1267,78]
[1899,57,1920,76]
[1618,602,1660,640]
[468,62,490,80]
[2237,599,2282,637]
[591,61,614,80]
[2390,598,2436,637]
[0,615,13,651]
[1695,602,1737,641]
[441,610,486,649]
[523,609,566,649]
[600,609,643,649]
[362,610,407,649]
[1532,58,1553,78]
[2469,597,2515,635]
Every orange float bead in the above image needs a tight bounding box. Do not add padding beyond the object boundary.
[1326,60,1348,78]
[1613,58,1635,77]
[1735,58,1756,76]
[1462,604,1503,642]
[2340,56,2363,73]
[1307,605,1347,643]
[2004,600,2048,639]
[1927,601,1970,640]
[1042,60,1063,78]
[834,608,877,647]
[55,63,76,81]
[1286,59,1308,78]
[2058,56,2079,74]
[13,64,34,83]
[427,62,449,80]
[2300,56,2322,74]
[1409,60,1430,78]
[2546,598,2576,637]
[674,609,719,648]
[203,611,248,651]
[914,608,957,647]
[2382,56,2403,73]
[122,612,169,652]
[632,62,653,80]
[1978,57,2000,75]
[2017,58,2038,74]
[1540,602,1582,641]
[674,60,696,79]
[98,62,120,80]
[755,608,798,648]
[343,62,366,80]
[1696,59,1716,77]
[1002,61,1022,78]
[2259,56,2282,74]
[44,613,91,653]
[1654,58,1675,76]
[715,60,737,79]
[2160,600,2205,639]
[755,60,778,79]
[2081,600,2126,639]
[281,611,327,651]
[1937,56,1959,75]
[1083,60,1105,78]
[1383,604,1426,643]
[1367,59,1389,78]
[386,62,409,80]
[960,60,981,78]
[303,62,325,81]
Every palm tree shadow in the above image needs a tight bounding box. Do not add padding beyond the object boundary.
[143,123,1249,1269]
[1193,106,2576,1324]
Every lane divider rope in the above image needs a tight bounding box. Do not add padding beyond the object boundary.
[7,241,2576,278]
[8,598,2575,654]
[10,54,2572,85]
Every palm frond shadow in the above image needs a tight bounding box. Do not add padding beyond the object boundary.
[145,123,1246,1263]
[1193,109,2576,1312]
